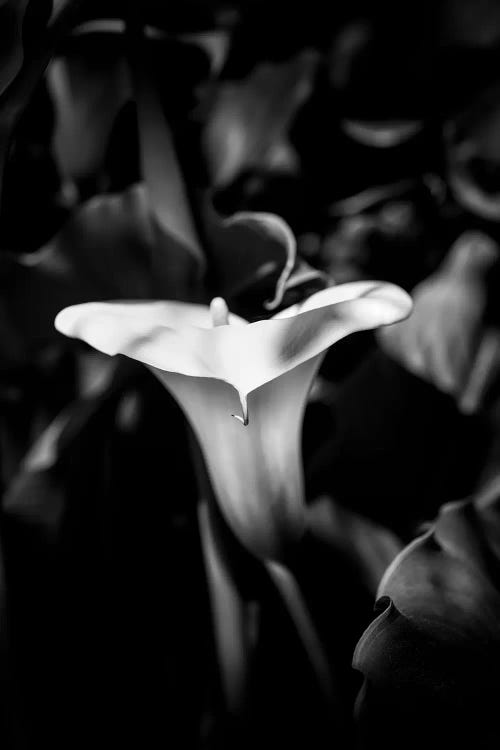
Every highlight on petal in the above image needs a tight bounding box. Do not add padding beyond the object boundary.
[55,299,247,378]
[274,280,411,319]
[55,281,412,413]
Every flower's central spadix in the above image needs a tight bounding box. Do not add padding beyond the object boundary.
[210,296,230,328]
[210,296,249,426]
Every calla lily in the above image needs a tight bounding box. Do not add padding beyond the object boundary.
[2,36,325,366]
[55,280,411,560]
[0,182,324,367]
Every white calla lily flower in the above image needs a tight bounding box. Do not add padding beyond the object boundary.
[55,281,412,560]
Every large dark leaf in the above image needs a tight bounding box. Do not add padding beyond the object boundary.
[353,479,500,749]
[378,231,499,405]
[307,495,401,596]
[0,183,201,365]
[2,365,210,749]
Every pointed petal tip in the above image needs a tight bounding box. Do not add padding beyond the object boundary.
[231,391,249,425]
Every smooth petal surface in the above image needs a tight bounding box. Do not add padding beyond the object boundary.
[55,282,412,403]
[155,358,319,559]
[55,282,410,560]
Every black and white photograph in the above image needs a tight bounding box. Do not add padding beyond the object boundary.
[1,1,500,747]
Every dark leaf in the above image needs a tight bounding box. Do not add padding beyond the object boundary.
[203,50,318,187]
[378,231,499,404]
[0,183,201,365]
[47,40,130,182]
[446,83,500,220]
[0,0,30,97]
[307,495,401,596]
[353,482,500,748]
[2,366,209,748]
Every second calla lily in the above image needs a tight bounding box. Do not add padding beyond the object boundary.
[55,280,411,560]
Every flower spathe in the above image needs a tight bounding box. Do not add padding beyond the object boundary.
[55,281,412,560]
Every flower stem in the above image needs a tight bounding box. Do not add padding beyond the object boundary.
[265,560,335,705]
[190,432,258,715]
[198,500,258,715]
